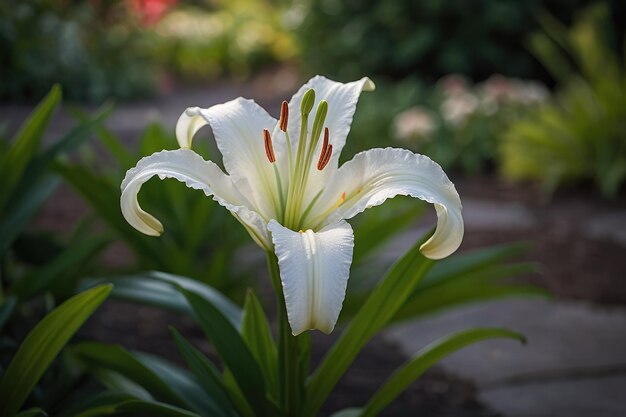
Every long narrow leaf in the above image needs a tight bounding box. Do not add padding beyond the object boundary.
[0,284,112,417]
[360,328,526,417]
[0,85,61,208]
[181,288,269,415]
[84,273,242,327]
[59,391,201,417]
[171,328,239,417]
[13,235,111,300]
[136,352,227,416]
[72,343,189,409]
[14,408,47,417]
[242,290,279,401]
[0,176,58,258]
[392,263,548,322]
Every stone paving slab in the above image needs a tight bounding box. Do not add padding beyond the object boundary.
[480,375,626,417]
[386,299,626,416]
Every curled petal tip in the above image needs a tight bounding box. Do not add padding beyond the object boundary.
[176,107,208,149]
[362,77,376,91]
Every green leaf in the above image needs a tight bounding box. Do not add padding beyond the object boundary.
[329,408,362,417]
[116,399,203,417]
[360,328,526,417]
[181,288,269,415]
[0,284,112,417]
[0,85,61,209]
[13,104,112,207]
[13,235,111,300]
[0,176,58,258]
[84,272,242,327]
[152,273,242,327]
[58,391,201,417]
[242,290,279,401]
[72,342,197,411]
[393,263,548,322]
[15,408,48,417]
[0,296,18,332]
[421,242,531,287]
[304,233,435,417]
[352,199,420,264]
[54,162,164,266]
[170,328,239,417]
[67,106,135,170]
[136,351,227,416]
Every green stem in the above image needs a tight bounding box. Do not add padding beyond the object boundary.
[266,252,301,417]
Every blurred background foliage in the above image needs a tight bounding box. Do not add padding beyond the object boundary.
[0,0,158,102]
[500,3,626,197]
[2,0,625,198]
[296,0,625,83]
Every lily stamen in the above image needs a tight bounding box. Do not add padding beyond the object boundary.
[317,144,333,171]
[317,127,330,170]
[263,128,276,163]
[279,100,289,132]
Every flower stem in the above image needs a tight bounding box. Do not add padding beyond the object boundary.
[266,252,301,417]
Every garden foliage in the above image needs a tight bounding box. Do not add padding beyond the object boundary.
[501,3,626,197]
[0,0,157,102]
[56,121,253,300]
[296,0,626,83]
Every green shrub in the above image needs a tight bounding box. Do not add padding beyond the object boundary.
[501,4,626,197]
[56,119,255,301]
[296,0,626,83]
[152,0,298,80]
[0,87,114,414]
[0,0,158,102]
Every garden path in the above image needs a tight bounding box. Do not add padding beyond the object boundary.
[386,200,626,417]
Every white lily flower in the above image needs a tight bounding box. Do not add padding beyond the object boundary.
[121,76,464,335]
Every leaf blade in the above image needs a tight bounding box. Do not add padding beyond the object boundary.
[0,284,112,417]
[361,328,526,417]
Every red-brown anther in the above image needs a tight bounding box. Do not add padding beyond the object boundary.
[317,127,331,170]
[317,144,333,171]
[279,100,289,132]
[263,128,276,163]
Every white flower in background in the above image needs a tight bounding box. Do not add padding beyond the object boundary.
[479,74,549,114]
[120,76,464,335]
[440,92,479,127]
[392,106,438,144]
[516,80,549,104]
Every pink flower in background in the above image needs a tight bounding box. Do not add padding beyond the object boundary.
[393,106,438,143]
[129,0,177,26]
[437,74,470,97]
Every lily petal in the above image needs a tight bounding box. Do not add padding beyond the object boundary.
[285,76,375,209]
[318,148,463,260]
[269,220,354,335]
[175,107,208,149]
[120,148,271,248]
[180,99,281,220]
[286,76,375,169]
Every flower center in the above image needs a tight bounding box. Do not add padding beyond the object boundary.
[262,89,335,231]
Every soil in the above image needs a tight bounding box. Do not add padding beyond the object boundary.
[455,175,626,306]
